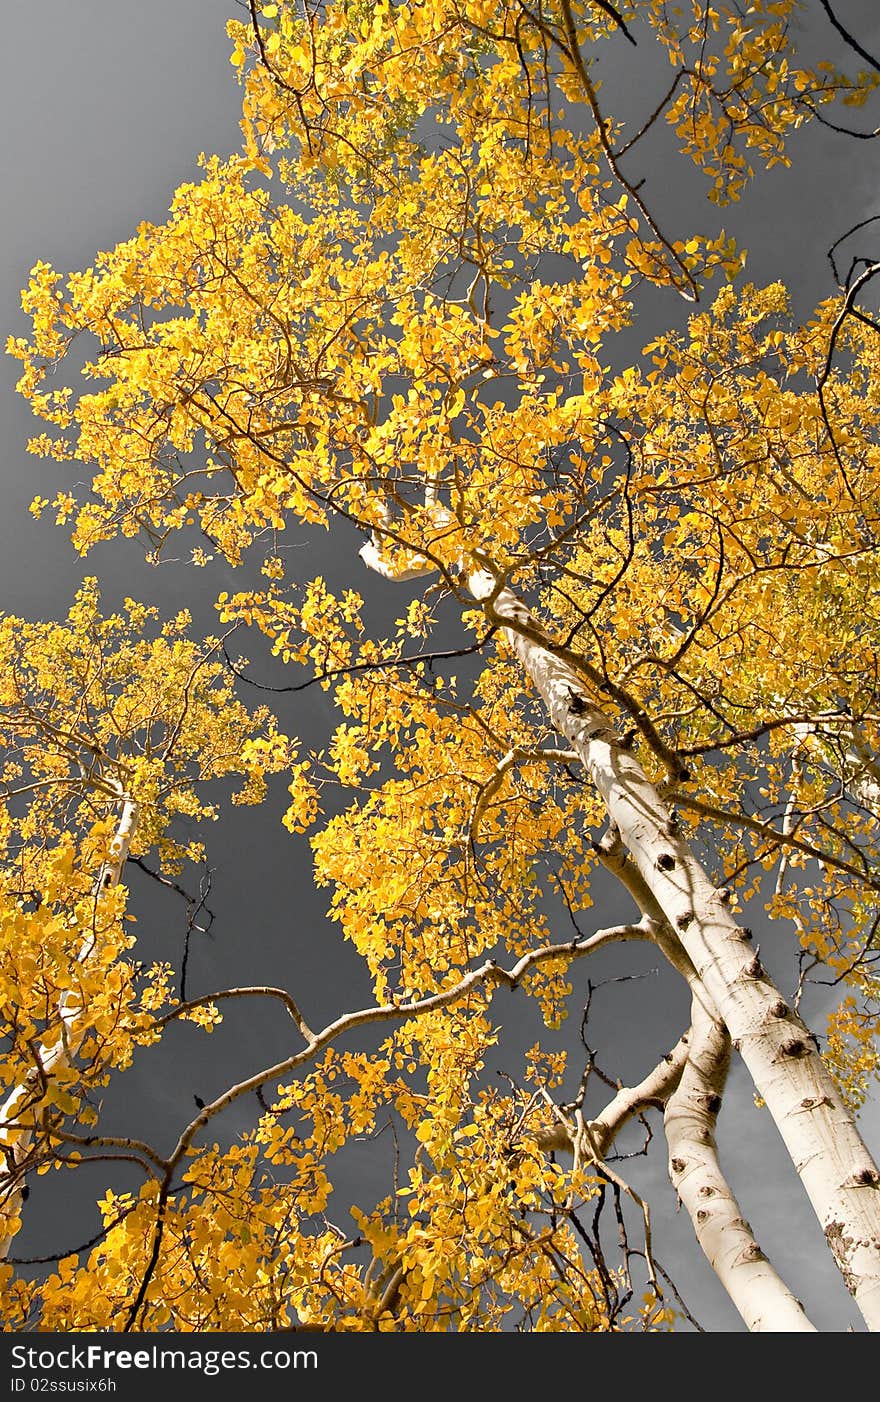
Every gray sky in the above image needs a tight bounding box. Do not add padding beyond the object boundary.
[2,0,880,1333]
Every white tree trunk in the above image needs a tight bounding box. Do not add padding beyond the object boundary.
[0,792,139,1258]
[465,572,880,1330]
[585,816,814,1325]
[666,994,816,1331]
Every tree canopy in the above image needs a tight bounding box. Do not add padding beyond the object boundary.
[3,0,880,1332]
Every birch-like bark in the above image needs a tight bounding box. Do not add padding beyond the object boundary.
[572,852,808,1326]
[665,995,816,1331]
[462,571,880,1330]
[0,789,139,1258]
[585,825,816,1325]
[536,1031,691,1155]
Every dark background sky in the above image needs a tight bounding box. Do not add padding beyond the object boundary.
[2,0,880,1332]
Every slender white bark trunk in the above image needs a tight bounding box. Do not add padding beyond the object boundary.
[465,572,880,1330]
[0,792,138,1258]
[666,995,816,1331]
[585,822,815,1325]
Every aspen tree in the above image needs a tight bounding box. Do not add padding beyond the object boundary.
[6,1,880,1330]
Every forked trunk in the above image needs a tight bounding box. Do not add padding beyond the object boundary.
[469,573,880,1330]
